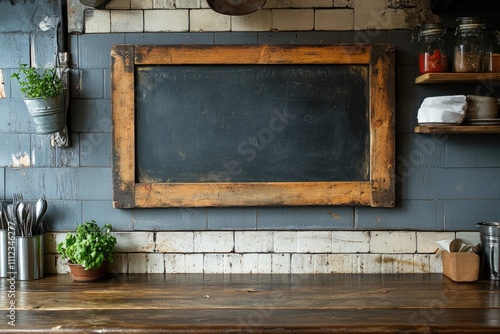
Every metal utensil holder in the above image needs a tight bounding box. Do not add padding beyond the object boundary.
[0,229,7,277]
[477,222,500,280]
[15,234,44,280]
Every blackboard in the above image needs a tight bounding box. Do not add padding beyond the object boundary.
[111,44,395,208]
[135,64,369,183]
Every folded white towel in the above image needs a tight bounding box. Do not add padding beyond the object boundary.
[417,95,467,124]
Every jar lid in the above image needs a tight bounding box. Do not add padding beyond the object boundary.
[421,23,445,30]
[418,23,446,39]
[457,17,483,25]
[457,23,483,30]
[456,16,485,30]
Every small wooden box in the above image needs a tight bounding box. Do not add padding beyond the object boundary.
[442,251,480,282]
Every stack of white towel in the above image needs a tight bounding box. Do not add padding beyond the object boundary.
[417,95,467,125]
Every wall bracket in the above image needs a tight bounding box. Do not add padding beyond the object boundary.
[52,51,71,148]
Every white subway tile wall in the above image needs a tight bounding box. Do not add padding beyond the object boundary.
[144,10,189,32]
[84,0,419,33]
[331,231,370,253]
[128,253,147,273]
[114,231,155,253]
[85,10,111,33]
[156,231,194,252]
[46,231,478,274]
[315,9,354,31]
[110,10,144,32]
[370,231,416,254]
[190,9,231,32]
[231,10,272,32]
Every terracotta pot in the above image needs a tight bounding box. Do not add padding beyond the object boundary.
[67,262,108,282]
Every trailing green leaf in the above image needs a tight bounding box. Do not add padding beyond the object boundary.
[11,64,65,99]
[57,220,117,270]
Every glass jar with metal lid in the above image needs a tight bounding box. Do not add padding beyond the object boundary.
[418,23,449,74]
[483,29,500,72]
[453,17,485,73]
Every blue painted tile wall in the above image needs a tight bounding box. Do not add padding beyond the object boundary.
[0,168,4,199]
[1,5,499,232]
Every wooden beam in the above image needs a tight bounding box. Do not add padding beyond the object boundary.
[111,45,136,208]
[67,0,86,35]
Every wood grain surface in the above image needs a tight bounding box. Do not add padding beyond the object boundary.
[1,273,499,333]
[414,72,500,84]
[414,125,500,134]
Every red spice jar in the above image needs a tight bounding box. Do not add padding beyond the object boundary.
[418,23,449,74]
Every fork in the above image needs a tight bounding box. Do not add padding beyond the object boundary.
[12,193,24,236]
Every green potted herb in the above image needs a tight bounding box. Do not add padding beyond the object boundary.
[11,64,66,134]
[57,220,117,282]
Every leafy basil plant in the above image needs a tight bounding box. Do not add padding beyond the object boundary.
[11,64,65,99]
[57,220,117,270]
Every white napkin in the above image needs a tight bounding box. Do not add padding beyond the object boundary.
[436,238,480,254]
[417,95,467,124]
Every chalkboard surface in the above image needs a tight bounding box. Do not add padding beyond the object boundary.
[111,44,395,208]
[135,65,369,183]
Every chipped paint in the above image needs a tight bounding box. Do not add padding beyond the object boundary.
[0,69,5,99]
[328,211,340,219]
[11,152,31,167]
[38,15,59,31]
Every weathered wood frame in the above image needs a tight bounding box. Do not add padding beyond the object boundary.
[111,44,395,208]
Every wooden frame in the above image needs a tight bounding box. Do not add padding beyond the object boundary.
[111,44,395,208]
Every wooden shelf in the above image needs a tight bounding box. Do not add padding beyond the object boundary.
[415,73,500,133]
[415,72,500,84]
[415,125,500,133]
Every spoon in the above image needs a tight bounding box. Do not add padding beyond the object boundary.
[7,204,14,225]
[34,198,47,235]
[17,201,25,226]
[206,0,266,15]
[35,197,47,223]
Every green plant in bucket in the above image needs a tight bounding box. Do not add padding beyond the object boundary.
[11,64,65,99]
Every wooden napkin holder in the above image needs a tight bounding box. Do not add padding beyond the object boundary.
[442,251,480,282]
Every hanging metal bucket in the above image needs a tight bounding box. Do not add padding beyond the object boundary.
[23,95,65,134]
[79,0,111,8]
[206,0,266,15]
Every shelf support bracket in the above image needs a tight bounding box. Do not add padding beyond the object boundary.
[51,51,71,148]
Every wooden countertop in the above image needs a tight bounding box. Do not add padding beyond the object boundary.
[1,273,499,333]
